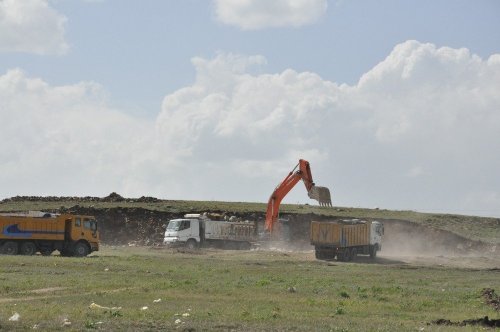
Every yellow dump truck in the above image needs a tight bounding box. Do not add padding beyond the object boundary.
[310,219,383,261]
[0,211,99,257]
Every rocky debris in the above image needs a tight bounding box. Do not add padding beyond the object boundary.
[1,193,161,204]
[136,196,160,203]
[483,288,500,311]
[432,316,500,328]
[102,192,125,202]
[69,206,172,246]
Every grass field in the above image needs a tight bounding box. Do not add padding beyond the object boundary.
[1,246,499,331]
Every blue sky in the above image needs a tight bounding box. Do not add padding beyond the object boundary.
[1,0,500,217]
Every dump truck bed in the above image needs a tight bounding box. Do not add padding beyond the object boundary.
[310,220,371,247]
[0,215,65,241]
[205,220,256,241]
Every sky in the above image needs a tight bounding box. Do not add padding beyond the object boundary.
[1,0,500,217]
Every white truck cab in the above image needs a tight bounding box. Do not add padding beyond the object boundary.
[370,221,384,249]
[164,216,202,249]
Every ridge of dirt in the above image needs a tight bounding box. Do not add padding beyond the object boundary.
[432,316,500,328]
[1,192,159,203]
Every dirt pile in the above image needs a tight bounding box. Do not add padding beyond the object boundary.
[66,206,173,246]
[381,219,496,256]
[1,192,159,203]
[432,316,500,328]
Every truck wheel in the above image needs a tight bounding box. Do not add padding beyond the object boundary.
[369,245,378,259]
[315,249,323,259]
[2,241,19,255]
[60,248,72,257]
[350,248,357,261]
[41,249,53,256]
[338,250,350,262]
[239,242,251,250]
[73,242,90,257]
[185,239,198,250]
[20,242,37,255]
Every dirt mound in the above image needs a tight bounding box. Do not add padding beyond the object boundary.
[432,316,500,328]
[66,206,174,246]
[101,192,125,202]
[1,193,160,204]
[381,219,496,256]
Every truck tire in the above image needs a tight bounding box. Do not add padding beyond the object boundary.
[315,249,323,259]
[239,242,251,250]
[2,241,19,255]
[185,239,198,250]
[41,249,53,256]
[369,244,378,259]
[60,248,72,257]
[350,248,357,261]
[73,242,90,257]
[20,242,37,256]
[338,249,350,262]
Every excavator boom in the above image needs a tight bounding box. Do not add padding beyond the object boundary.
[265,159,332,231]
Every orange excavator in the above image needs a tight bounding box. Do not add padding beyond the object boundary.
[265,159,332,231]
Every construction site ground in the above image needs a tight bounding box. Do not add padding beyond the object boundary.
[0,194,499,330]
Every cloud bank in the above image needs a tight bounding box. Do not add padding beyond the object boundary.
[0,0,68,55]
[2,41,500,216]
[213,0,328,30]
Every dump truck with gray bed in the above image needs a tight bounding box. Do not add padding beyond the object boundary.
[164,214,257,249]
[311,219,383,261]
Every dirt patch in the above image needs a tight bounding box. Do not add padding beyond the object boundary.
[483,288,500,311]
[432,316,500,328]
[30,287,67,294]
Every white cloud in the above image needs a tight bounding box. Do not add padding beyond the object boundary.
[213,0,327,30]
[0,0,68,55]
[2,41,500,217]
[155,41,500,215]
[0,68,154,196]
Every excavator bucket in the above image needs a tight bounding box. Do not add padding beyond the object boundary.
[308,185,332,207]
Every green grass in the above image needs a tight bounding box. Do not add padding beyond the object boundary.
[1,199,499,244]
[0,247,499,331]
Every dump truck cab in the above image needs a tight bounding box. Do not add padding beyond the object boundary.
[370,221,384,247]
[164,217,201,249]
[64,215,100,255]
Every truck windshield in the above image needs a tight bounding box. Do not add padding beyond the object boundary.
[167,220,182,231]
[83,218,97,231]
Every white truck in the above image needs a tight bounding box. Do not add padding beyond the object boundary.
[163,214,257,249]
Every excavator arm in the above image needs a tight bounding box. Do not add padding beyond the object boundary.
[265,159,332,231]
